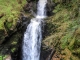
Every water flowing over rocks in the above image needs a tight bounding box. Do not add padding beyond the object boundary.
[22,0,48,60]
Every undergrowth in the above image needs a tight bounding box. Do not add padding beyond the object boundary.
[43,0,80,60]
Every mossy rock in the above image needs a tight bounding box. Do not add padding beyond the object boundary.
[0,0,26,30]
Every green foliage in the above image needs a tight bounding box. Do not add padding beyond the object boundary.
[0,56,3,60]
[53,4,62,13]
[60,33,72,49]
[0,0,26,30]
[11,48,16,53]
[43,0,80,60]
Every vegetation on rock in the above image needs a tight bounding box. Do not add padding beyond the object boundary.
[0,0,26,59]
[0,0,26,29]
[43,0,80,60]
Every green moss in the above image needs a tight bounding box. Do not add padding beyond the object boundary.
[0,55,3,60]
[11,42,17,45]
[11,48,16,53]
[0,0,26,30]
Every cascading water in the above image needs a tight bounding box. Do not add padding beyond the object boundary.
[22,0,47,60]
[36,0,47,18]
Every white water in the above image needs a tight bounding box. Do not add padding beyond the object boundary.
[22,0,47,60]
[36,0,47,18]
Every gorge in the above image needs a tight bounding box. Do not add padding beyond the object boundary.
[0,0,80,60]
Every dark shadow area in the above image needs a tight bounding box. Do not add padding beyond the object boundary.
[40,44,55,60]
[43,22,58,38]
[16,15,31,60]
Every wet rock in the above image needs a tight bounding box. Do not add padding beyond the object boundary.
[0,30,6,45]
[40,45,55,60]
[23,1,37,13]
[46,0,55,16]
[27,0,36,2]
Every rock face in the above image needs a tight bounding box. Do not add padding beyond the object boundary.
[23,0,37,13]
[46,0,55,16]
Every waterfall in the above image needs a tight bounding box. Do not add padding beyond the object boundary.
[36,0,47,18]
[22,0,47,60]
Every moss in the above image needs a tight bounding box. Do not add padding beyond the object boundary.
[0,32,21,56]
[0,56,3,60]
[0,0,26,30]
[0,0,26,46]
[11,48,16,53]
[11,42,17,45]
